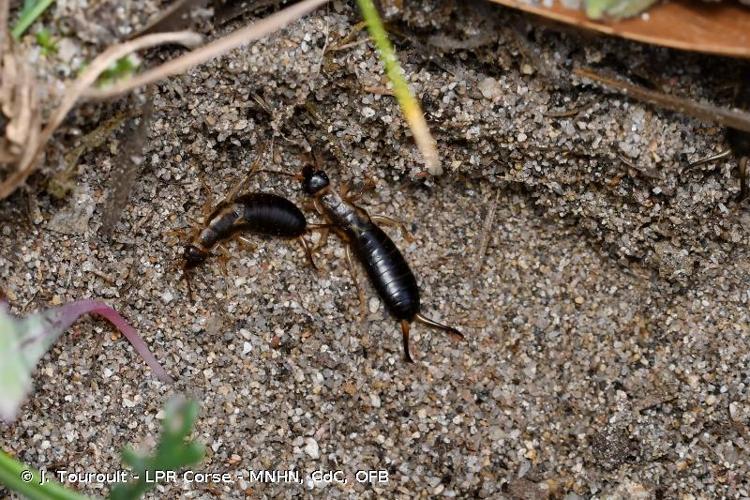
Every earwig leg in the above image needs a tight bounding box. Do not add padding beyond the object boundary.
[199,179,216,218]
[736,156,749,202]
[314,227,330,251]
[687,149,732,169]
[182,269,195,302]
[414,313,464,341]
[236,235,257,251]
[225,142,270,202]
[401,320,414,363]
[164,226,190,240]
[345,244,367,322]
[371,215,415,242]
[307,223,332,230]
[297,236,318,270]
[310,226,330,251]
[348,177,377,202]
[256,169,304,181]
[216,243,231,276]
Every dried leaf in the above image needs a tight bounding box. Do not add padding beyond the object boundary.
[489,0,750,58]
[575,67,750,134]
[136,0,208,37]
[100,95,153,236]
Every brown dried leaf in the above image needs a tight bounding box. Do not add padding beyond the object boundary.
[100,95,154,236]
[575,67,750,134]
[489,0,750,58]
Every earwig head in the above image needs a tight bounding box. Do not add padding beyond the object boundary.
[183,244,207,269]
[302,165,330,195]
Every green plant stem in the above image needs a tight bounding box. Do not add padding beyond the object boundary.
[0,450,89,500]
[12,0,56,39]
[355,0,441,174]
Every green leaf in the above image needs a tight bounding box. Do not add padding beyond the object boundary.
[0,449,89,500]
[12,0,56,39]
[584,0,658,19]
[109,399,205,500]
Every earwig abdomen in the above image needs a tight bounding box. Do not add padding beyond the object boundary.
[184,193,308,274]
[235,193,307,237]
[352,223,420,321]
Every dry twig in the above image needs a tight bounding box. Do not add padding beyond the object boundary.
[474,188,500,275]
[0,31,202,200]
[84,0,331,101]
[575,67,750,133]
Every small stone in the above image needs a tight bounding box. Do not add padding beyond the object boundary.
[368,297,380,314]
[162,290,174,304]
[304,438,319,459]
[370,393,381,408]
[242,342,252,355]
[478,77,503,101]
[575,296,585,304]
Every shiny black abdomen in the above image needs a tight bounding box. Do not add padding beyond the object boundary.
[236,193,307,237]
[352,223,420,321]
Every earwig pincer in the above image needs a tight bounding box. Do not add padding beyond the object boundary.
[295,165,464,362]
[689,70,750,200]
[180,151,325,299]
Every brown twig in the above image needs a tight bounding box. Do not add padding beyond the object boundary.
[84,0,331,101]
[474,188,500,275]
[575,67,750,133]
[0,31,202,200]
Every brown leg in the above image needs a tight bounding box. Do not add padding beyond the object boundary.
[415,313,464,341]
[182,269,195,302]
[216,243,231,276]
[311,226,330,251]
[340,178,376,204]
[224,142,269,202]
[371,214,415,242]
[345,244,367,322]
[199,179,216,217]
[401,320,414,363]
[738,156,748,202]
[233,235,258,253]
[310,200,332,251]
[297,236,317,270]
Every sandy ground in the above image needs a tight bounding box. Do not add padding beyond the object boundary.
[1,0,749,498]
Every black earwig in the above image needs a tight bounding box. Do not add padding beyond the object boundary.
[689,70,750,200]
[180,147,323,299]
[299,165,464,362]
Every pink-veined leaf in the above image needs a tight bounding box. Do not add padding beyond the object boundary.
[0,299,173,422]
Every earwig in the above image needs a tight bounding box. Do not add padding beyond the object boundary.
[296,165,464,362]
[247,98,463,360]
[180,147,324,299]
[689,70,750,201]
